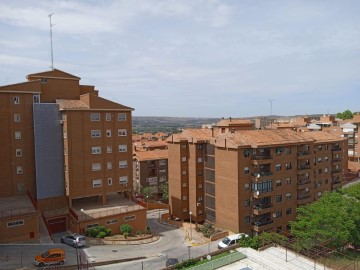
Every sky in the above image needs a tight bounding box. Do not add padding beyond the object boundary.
[0,0,359,118]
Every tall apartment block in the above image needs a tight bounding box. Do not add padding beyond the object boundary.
[0,69,146,243]
[167,121,348,236]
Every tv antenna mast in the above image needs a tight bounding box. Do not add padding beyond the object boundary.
[268,99,274,116]
[49,13,55,70]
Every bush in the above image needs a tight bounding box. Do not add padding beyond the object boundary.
[145,226,151,235]
[123,232,129,239]
[85,230,91,237]
[136,230,142,236]
[97,226,106,232]
[89,228,99,238]
[120,224,132,235]
[105,228,112,236]
[98,231,106,238]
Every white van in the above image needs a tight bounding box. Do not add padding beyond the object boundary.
[218,233,248,249]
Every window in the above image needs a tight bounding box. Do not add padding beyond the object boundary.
[324,145,329,150]
[119,160,127,168]
[324,167,328,173]
[91,130,101,138]
[182,170,187,175]
[41,78,47,83]
[276,164,282,171]
[285,147,291,154]
[276,179,282,187]
[90,113,100,121]
[106,113,111,121]
[324,156,328,161]
[182,157,187,162]
[285,163,292,170]
[244,183,250,190]
[318,192,322,197]
[33,94,40,103]
[106,146,112,153]
[7,220,24,227]
[124,215,136,221]
[16,166,23,174]
[199,210,203,215]
[92,163,101,171]
[244,199,250,207]
[286,193,292,200]
[92,146,101,154]
[244,167,250,174]
[182,182,187,187]
[182,196,188,201]
[16,149,22,157]
[108,178,112,185]
[118,129,127,136]
[159,160,166,166]
[119,176,128,185]
[198,170,203,176]
[198,183,203,189]
[318,145,323,151]
[159,176,166,182]
[181,144,187,149]
[159,169,166,174]
[276,210,282,218]
[286,208,292,215]
[13,96,20,104]
[275,195,282,202]
[118,145,127,152]
[317,157,322,163]
[285,178,291,185]
[106,219,118,225]
[86,223,99,229]
[197,144,203,150]
[92,179,102,187]
[106,130,112,137]
[14,114,21,122]
[244,216,250,224]
[318,168,322,174]
[244,149,251,157]
[118,113,126,121]
[15,131,21,140]
[107,162,112,170]
[197,157,203,163]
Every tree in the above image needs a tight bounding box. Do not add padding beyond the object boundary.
[290,191,360,250]
[336,109,353,120]
[141,186,153,199]
[160,182,169,200]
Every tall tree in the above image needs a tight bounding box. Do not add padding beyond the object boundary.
[336,109,353,120]
[290,191,360,250]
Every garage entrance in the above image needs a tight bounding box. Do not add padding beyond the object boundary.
[47,217,66,233]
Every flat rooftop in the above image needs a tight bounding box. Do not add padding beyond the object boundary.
[0,195,37,218]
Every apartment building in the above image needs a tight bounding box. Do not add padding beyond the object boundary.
[167,124,347,236]
[133,150,168,200]
[0,69,146,243]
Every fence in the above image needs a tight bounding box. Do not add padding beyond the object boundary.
[188,251,246,270]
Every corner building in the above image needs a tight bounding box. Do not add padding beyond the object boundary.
[0,69,146,243]
[167,125,347,236]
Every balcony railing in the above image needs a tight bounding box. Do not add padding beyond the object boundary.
[252,189,273,199]
[332,146,341,151]
[331,158,341,163]
[251,171,273,177]
[252,219,274,228]
[298,165,311,170]
[297,194,311,201]
[251,154,272,160]
[297,150,311,156]
[253,203,273,211]
[297,179,311,185]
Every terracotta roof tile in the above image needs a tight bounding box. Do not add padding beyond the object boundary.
[299,131,346,143]
[56,99,89,110]
[133,150,168,161]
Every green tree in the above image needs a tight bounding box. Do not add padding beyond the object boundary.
[160,182,169,200]
[141,186,153,199]
[336,109,353,120]
[120,224,132,235]
[290,191,360,250]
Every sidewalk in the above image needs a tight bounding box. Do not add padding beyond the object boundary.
[182,222,211,246]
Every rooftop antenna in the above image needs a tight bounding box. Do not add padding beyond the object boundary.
[49,13,55,70]
[268,99,274,116]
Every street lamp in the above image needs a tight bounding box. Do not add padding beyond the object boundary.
[189,211,192,241]
[146,195,149,211]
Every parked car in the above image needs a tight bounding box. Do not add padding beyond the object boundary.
[34,248,65,267]
[218,233,248,249]
[61,234,86,247]
[165,258,179,267]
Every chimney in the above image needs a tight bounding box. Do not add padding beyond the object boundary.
[229,117,232,122]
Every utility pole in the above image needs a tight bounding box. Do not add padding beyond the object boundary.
[49,13,55,70]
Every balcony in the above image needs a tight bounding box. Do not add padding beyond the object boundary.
[252,219,274,232]
[253,203,273,215]
[331,158,341,163]
[297,150,311,157]
[252,189,273,199]
[297,164,311,170]
[297,178,311,185]
[297,194,312,204]
[332,146,342,151]
[251,171,273,179]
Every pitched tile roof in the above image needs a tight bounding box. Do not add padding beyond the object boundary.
[133,150,168,161]
[217,118,254,127]
[56,99,89,110]
[299,131,346,143]
[26,69,80,80]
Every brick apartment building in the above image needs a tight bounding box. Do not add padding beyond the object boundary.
[133,150,169,200]
[0,69,146,243]
[166,120,348,236]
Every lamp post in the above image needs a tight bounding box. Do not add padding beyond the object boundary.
[146,195,149,211]
[189,211,192,241]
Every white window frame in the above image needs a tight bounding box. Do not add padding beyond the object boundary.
[119,176,128,185]
[7,220,24,227]
[90,113,100,121]
[107,146,112,153]
[118,113,126,121]
[106,130,112,137]
[108,178,113,185]
[13,96,20,104]
[118,129,127,136]
[91,130,101,138]
[106,219,118,225]
[33,94,40,103]
[106,113,111,121]
[92,163,101,171]
[15,131,21,140]
[92,146,101,154]
[197,157,203,163]
[16,166,23,174]
[182,157,187,162]
[107,162,113,170]
[119,160,128,168]
[182,195,188,201]
[118,145,127,152]
[16,149,22,157]
[92,179,102,187]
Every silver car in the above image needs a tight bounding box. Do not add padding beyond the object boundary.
[61,234,86,247]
